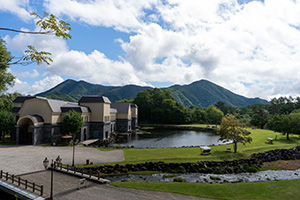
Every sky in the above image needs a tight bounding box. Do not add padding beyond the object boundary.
[1,0,300,100]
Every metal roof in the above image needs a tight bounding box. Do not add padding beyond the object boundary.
[78,96,111,104]
[111,102,131,113]
[13,96,36,103]
[61,103,90,113]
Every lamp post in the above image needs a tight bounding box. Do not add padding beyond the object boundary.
[43,157,54,200]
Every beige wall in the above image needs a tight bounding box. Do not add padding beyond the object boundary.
[19,98,53,123]
[131,107,138,118]
[79,102,110,122]
[116,106,131,119]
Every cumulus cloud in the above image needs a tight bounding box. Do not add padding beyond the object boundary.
[5,0,300,99]
[8,75,64,95]
[0,0,32,20]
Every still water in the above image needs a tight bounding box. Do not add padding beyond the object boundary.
[117,128,229,148]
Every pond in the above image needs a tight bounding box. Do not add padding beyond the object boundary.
[116,128,230,148]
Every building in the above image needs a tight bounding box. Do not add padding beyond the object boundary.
[11,96,138,145]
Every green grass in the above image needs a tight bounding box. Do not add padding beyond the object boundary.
[111,179,300,200]
[87,127,300,167]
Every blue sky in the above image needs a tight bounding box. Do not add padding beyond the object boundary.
[1,0,300,100]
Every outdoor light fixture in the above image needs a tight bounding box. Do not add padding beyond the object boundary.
[43,157,49,169]
[50,159,54,200]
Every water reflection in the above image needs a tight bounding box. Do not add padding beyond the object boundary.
[117,128,229,148]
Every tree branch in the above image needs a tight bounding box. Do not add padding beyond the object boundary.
[0,27,52,35]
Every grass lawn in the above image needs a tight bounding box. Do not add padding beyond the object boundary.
[111,179,300,200]
[93,127,300,166]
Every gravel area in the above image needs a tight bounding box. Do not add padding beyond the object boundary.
[0,145,124,175]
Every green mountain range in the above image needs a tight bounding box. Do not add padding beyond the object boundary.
[36,79,269,107]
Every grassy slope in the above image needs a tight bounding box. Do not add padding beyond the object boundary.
[111,179,300,200]
[122,128,300,164]
[90,127,300,166]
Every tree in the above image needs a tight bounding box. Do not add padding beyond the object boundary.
[0,92,21,111]
[62,110,84,166]
[0,12,71,93]
[218,115,252,153]
[206,105,224,127]
[0,12,71,67]
[0,39,15,92]
[0,110,15,141]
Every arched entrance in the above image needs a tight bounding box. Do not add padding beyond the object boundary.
[16,115,44,145]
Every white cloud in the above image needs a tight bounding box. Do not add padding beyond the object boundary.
[44,0,158,32]
[8,75,64,95]
[18,69,40,78]
[0,0,32,20]
[5,0,300,100]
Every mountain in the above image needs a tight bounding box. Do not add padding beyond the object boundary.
[36,79,269,107]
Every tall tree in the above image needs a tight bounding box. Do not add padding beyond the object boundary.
[206,105,224,127]
[218,115,252,153]
[0,110,15,141]
[62,110,84,166]
[0,39,15,92]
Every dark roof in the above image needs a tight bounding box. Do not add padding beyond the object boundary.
[61,103,90,113]
[11,107,21,113]
[78,96,111,104]
[13,96,36,103]
[111,102,131,113]
[131,104,138,108]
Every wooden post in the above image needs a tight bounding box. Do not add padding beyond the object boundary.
[18,177,21,186]
[33,182,35,192]
[25,180,28,189]
[6,172,8,181]
[40,185,43,196]
[67,164,69,172]
[12,175,14,184]
[0,170,2,179]
[98,172,100,180]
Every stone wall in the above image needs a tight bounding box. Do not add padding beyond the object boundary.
[78,146,300,175]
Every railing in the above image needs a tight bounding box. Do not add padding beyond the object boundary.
[0,170,43,196]
[57,164,102,181]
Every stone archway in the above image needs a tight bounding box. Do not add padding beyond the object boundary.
[16,115,44,145]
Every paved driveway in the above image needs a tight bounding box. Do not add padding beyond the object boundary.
[0,145,124,175]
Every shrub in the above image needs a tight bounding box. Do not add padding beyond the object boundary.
[210,176,221,181]
[244,166,259,173]
[163,174,178,178]
[173,177,187,182]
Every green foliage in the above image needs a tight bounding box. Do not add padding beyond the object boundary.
[218,115,252,153]
[133,88,189,124]
[0,12,71,67]
[0,110,15,140]
[209,176,221,180]
[0,92,21,111]
[62,110,84,137]
[0,38,15,92]
[173,177,186,182]
[205,105,224,125]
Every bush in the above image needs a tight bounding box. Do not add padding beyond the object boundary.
[210,176,221,180]
[244,166,259,173]
[163,174,178,178]
[173,177,187,182]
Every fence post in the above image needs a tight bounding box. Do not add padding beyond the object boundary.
[33,182,35,193]
[67,164,69,172]
[6,172,8,181]
[25,180,27,189]
[40,185,43,196]
[12,175,14,184]
[0,170,2,179]
[18,177,21,186]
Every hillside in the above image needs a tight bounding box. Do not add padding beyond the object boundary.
[36,79,269,107]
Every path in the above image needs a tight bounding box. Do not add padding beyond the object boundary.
[20,171,213,200]
[0,145,124,175]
